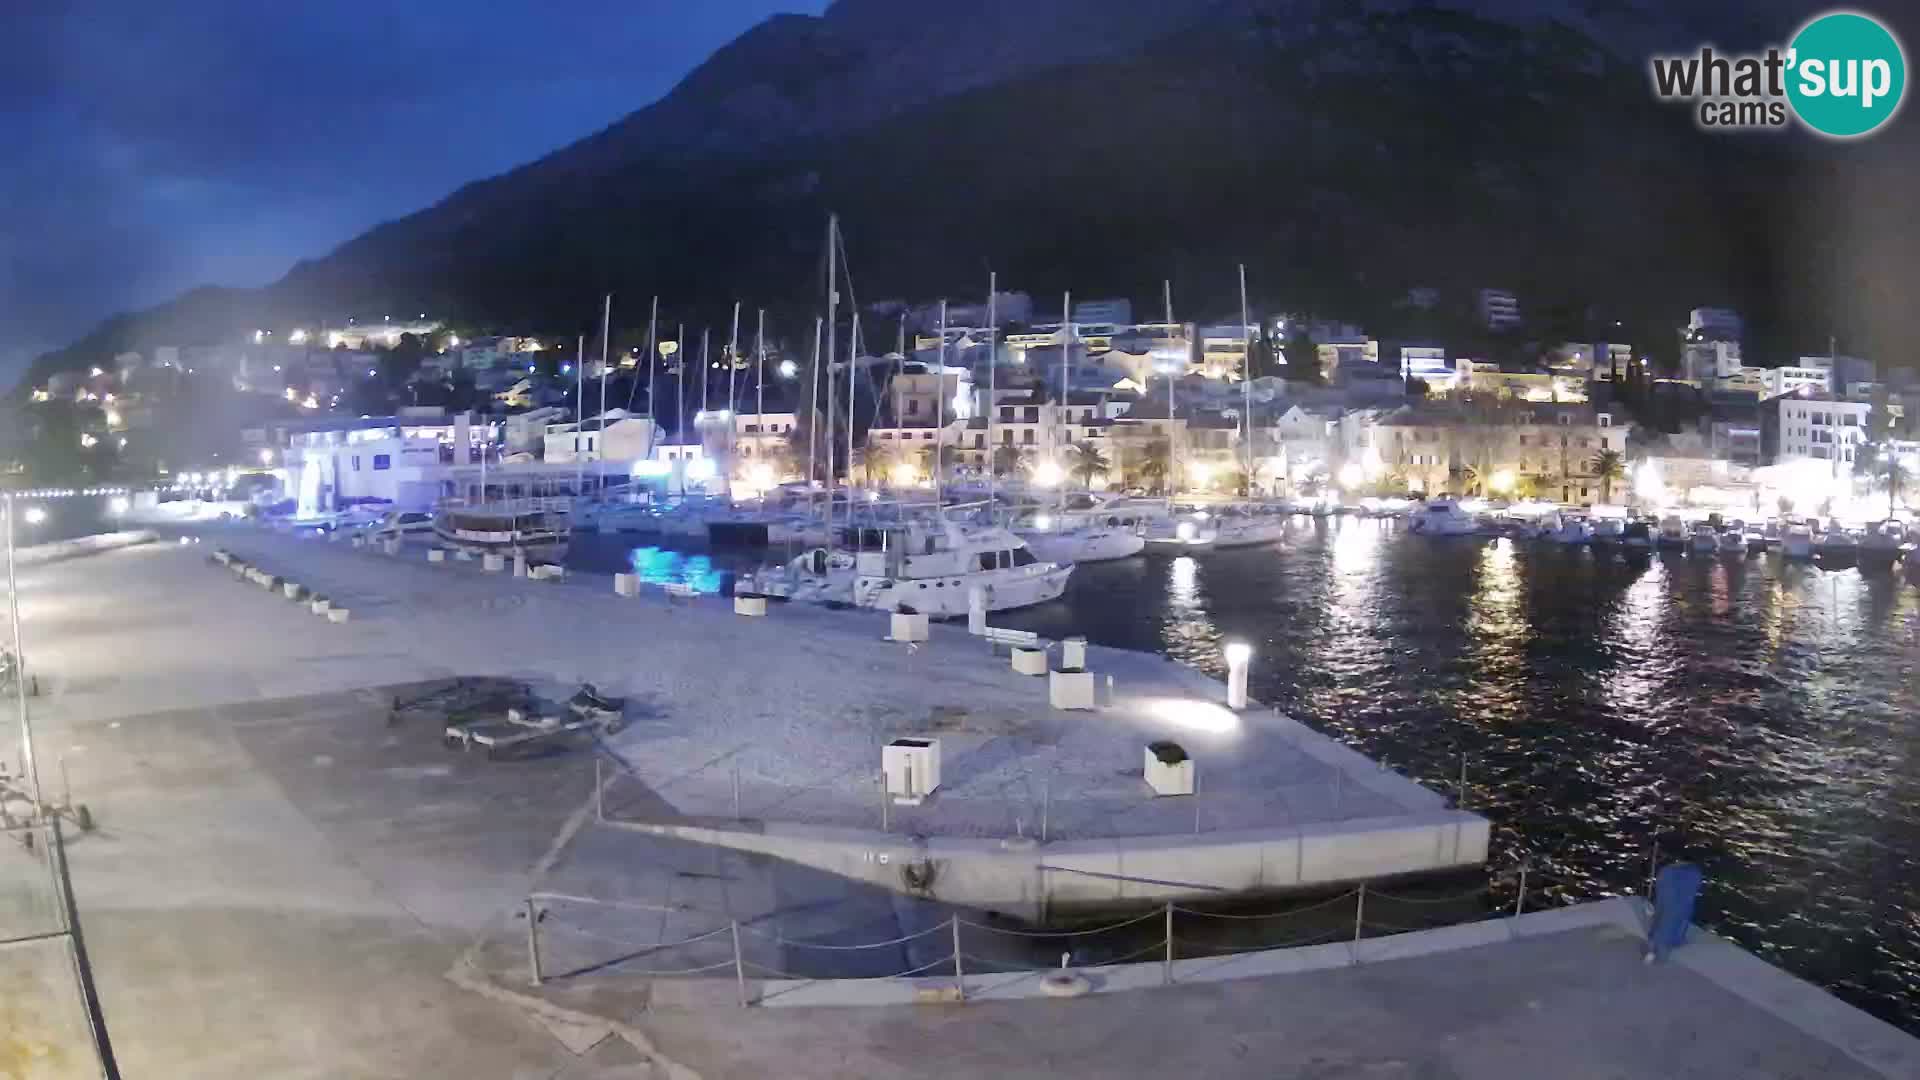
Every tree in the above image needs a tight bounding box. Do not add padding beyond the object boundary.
[1066,439,1110,490]
[861,442,899,486]
[991,444,1030,479]
[918,443,958,481]
[1589,448,1625,504]
[1130,437,1171,494]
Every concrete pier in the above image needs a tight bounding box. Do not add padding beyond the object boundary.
[4,530,1916,1079]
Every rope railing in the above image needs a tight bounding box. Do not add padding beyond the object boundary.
[956,907,1163,938]
[739,920,949,950]
[742,952,956,983]
[1359,883,1493,906]
[1170,888,1360,921]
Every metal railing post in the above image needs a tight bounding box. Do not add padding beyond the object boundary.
[525,898,543,986]
[1353,883,1366,943]
[1646,841,1659,900]
[732,921,747,1007]
[1513,864,1527,918]
[732,763,742,820]
[594,756,604,822]
[1162,904,1174,985]
[1193,773,1201,834]
[880,772,889,832]
[951,917,965,1001]
[1458,755,1468,808]
[1041,775,1050,844]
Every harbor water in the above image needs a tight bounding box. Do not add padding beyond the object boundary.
[574,516,1920,1030]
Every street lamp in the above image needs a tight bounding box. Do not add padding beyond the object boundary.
[22,506,47,526]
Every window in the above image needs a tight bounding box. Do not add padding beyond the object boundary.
[1000,406,1013,420]
[352,455,361,471]
[1024,407,1039,422]
[1022,429,1035,445]
[907,400,920,415]
[1012,547,1037,566]
[1001,430,1013,445]
[373,453,391,470]
[1598,415,1613,428]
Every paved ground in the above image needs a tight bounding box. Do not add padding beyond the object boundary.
[1,534,1913,1078]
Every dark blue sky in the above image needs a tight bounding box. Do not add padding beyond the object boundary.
[0,1,826,384]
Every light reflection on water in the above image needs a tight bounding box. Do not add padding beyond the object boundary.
[995,517,1920,1032]
[626,545,728,594]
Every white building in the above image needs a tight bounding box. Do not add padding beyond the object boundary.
[1772,392,1867,474]
[542,414,658,465]
[1764,364,1832,397]
[1688,307,1743,341]
[1318,335,1380,379]
[1399,346,1456,393]
[1477,289,1521,331]
[1194,324,1255,380]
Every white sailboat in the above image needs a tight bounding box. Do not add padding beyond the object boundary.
[748,517,1071,616]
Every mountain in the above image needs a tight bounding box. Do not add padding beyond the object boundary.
[20,0,1918,390]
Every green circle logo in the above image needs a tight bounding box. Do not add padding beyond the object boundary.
[1787,11,1906,138]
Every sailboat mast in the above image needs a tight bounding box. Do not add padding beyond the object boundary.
[755,308,765,480]
[1060,289,1071,511]
[809,315,823,494]
[727,301,741,485]
[675,323,685,449]
[825,215,840,530]
[1238,264,1252,497]
[574,333,585,498]
[987,271,998,514]
[599,295,611,496]
[935,299,947,505]
[847,313,860,499]
[1164,279,1177,498]
[700,327,711,418]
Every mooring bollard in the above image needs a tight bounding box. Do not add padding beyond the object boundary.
[427,548,446,564]
[513,553,528,578]
[1225,641,1252,710]
[613,573,639,597]
[482,553,505,573]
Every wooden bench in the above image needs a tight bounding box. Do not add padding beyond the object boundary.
[980,626,1042,650]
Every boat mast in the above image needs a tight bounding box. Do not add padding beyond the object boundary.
[599,293,611,495]
[1238,264,1252,498]
[825,214,840,534]
[574,333,585,499]
[755,307,765,485]
[1060,289,1071,512]
[847,313,860,503]
[675,322,686,453]
[987,271,998,515]
[1164,279,1177,500]
[727,300,741,490]
[935,299,947,506]
[894,313,906,492]
[700,327,710,418]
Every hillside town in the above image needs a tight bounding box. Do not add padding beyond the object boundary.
[9,289,1916,529]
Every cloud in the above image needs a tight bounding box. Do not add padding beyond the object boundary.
[0,1,825,365]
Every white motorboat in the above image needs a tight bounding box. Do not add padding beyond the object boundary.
[1620,521,1654,551]
[366,510,436,543]
[1542,513,1594,545]
[1208,504,1289,549]
[1017,509,1147,564]
[1781,523,1815,561]
[1590,518,1625,545]
[1815,526,1858,561]
[1687,524,1720,554]
[432,502,570,563]
[1407,498,1482,537]
[1100,498,1217,550]
[1716,529,1747,555]
[1655,516,1688,550]
[747,519,1072,616]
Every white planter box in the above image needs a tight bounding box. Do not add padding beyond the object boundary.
[1144,742,1194,797]
[350,536,365,548]
[1061,636,1088,671]
[512,554,529,578]
[530,565,564,581]
[890,611,930,642]
[282,582,304,600]
[482,554,506,573]
[734,594,768,617]
[882,738,941,805]
[613,573,640,597]
[325,608,351,624]
[383,538,401,556]
[1011,647,1048,676]
[310,599,331,615]
[454,549,475,561]
[1049,669,1097,711]
[427,549,447,563]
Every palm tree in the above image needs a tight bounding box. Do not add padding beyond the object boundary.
[918,443,957,482]
[1456,463,1482,496]
[862,443,899,486]
[1131,437,1171,494]
[991,444,1030,479]
[1589,449,1625,504]
[1066,439,1110,491]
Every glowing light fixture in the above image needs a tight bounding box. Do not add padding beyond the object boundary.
[22,506,47,525]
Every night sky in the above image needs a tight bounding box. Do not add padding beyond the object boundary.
[0,1,825,386]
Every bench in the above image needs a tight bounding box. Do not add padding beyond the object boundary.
[980,626,1042,650]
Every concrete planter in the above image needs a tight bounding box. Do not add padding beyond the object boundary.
[325,607,351,623]
[889,611,930,643]
[529,565,564,581]
[310,599,331,615]
[734,594,768,617]
[350,536,366,549]
[513,553,529,578]
[454,549,475,561]
[1048,669,1097,710]
[482,554,506,573]
[1011,647,1048,676]
[613,573,640,597]
[383,538,401,556]
[1061,636,1088,671]
[283,582,305,601]
[1144,741,1194,796]
[426,549,446,563]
